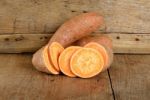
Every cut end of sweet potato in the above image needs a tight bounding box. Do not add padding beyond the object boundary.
[102,46,114,71]
[70,48,104,78]
[84,42,113,71]
[59,46,81,77]
[49,42,64,71]
[32,45,59,74]
[84,42,108,70]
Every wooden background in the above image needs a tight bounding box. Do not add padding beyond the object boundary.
[0,1,150,100]
[0,0,150,53]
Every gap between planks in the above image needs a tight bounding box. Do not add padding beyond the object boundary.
[107,69,116,100]
[108,54,150,100]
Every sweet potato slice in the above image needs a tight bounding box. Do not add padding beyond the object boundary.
[75,35,113,71]
[32,45,59,74]
[48,42,64,71]
[49,12,104,47]
[70,48,104,78]
[59,46,81,77]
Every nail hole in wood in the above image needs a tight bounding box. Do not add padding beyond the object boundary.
[83,10,88,13]
[33,0,40,5]
[15,36,24,41]
[97,79,100,82]
[44,36,48,39]
[15,38,22,41]
[135,38,140,41]
[116,36,120,39]
[4,38,9,41]
[40,37,43,39]
[71,10,76,12]
[50,79,55,82]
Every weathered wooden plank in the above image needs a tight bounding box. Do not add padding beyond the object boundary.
[0,0,150,34]
[0,34,50,53]
[108,33,150,54]
[0,33,150,53]
[109,55,150,100]
[0,54,113,100]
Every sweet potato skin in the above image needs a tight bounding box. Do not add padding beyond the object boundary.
[32,45,59,74]
[75,34,112,49]
[32,46,50,73]
[49,12,104,47]
[102,45,113,71]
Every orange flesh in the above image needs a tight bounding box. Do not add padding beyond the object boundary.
[84,42,108,70]
[70,48,104,78]
[59,46,81,77]
[49,42,64,71]
[43,45,59,74]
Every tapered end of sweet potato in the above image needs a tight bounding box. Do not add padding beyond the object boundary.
[32,45,59,74]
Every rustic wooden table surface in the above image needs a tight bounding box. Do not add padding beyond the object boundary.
[0,54,149,100]
[0,0,150,99]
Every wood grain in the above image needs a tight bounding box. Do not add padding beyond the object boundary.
[0,54,113,100]
[0,0,150,34]
[0,33,149,53]
[108,33,150,54]
[109,55,150,100]
[0,34,50,53]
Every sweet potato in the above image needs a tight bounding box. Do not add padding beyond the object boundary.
[84,42,113,71]
[32,45,59,74]
[59,46,81,77]
[74,34,112,49]
[49,12,104,47]
[48,42,64,71]
[70,48,104,78]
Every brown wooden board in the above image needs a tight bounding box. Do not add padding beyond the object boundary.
[109,55,150,100]
[0,0,150,54]
[0,0,150,34]
[0,54,113,100]
[0,33,149,54]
